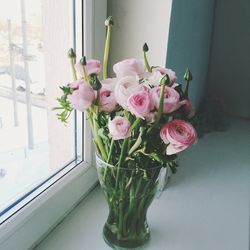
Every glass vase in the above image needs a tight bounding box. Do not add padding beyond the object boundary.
[96,155,163,249]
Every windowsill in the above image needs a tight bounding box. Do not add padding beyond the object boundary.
[35,118,250,250]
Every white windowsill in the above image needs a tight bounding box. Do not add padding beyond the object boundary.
[35,118,250,250]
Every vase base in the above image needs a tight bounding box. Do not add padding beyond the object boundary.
[103,224,150,250]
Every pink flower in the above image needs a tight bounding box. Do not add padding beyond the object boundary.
[101,78,118,88]
[114,76,145,110]
[86,59,102,75]
[151,86,183,113]
[69,79,84,89]
[146,71,164,86]
[113,58,145,78]
[68,82,95,112]
[151,67,176,86]
[108,116,131,140]
[127,90,153,119]
[160,119,197,155]
[145,112,157,124]
[75,59,101,77]
[181,99,195,118]
[99,79,118,112]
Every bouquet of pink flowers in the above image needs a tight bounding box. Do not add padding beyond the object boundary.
[55,16,197,249]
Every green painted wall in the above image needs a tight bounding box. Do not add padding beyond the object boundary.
[166,0,216,108]
[207,0,250,118]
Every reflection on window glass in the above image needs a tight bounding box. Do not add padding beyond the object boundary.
[0,0,78,216]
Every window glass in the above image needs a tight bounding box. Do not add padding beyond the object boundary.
[0,0,80,216]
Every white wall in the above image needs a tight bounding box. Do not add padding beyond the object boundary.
[107,0,172,74]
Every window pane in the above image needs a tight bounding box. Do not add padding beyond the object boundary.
[0,0,80,216]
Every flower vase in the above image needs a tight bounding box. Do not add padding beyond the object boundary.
[96,155,163,249]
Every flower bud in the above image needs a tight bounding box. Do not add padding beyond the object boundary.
[89,74,102,90]
[80,56,87,66]
[105,16,114,26]
[160,74,170,86]
[143,43,149,52]
[68,48,76,59]
[184,68,193,81]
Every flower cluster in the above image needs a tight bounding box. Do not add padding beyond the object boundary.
[55,16,197,174]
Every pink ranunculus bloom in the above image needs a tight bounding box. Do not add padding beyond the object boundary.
[145,111,157,124]
[127,90,153,119]
[108,116,131,140]
[68,82,95,112]
[69,79,84,89]
[181,99,195,118]
[86,59,102,75]
[75,59,102,78]
[160,119,197,155]
[151,67,177,86]
[151,86,182,114]
[101,78,118,88]
[113,58,145,78]
[146,71,164,86]
[114,76,145,110]
[99,80,118,112]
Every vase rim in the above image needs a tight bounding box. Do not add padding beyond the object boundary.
[95,153,164,171]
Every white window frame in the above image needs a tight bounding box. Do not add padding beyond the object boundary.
[0,1,107,249]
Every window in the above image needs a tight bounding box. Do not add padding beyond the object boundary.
[0,0,81,220]
[0,0,106,249]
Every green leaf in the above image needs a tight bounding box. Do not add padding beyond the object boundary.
[53,85,73,124]
[148,152,165,164]
[60,85,73,94]
[134,149,165,165]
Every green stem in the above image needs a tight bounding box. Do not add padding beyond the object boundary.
[93,113,108,161]
[70,58,77,81]
[107,139,114,164]
[143,51,152,73]
[128,177,143,238]
[147,84,166,135]
[116,118,141,173]
[86,110,100,153]
[155,83,165,124]
[95,90,100,106]
[103,139,115,181]
[103,25,112,79]
[83,66,89,81]
[114,137,128,194]
[131,117,141,130]
[184,80,190,97]
[122,175,135,234]
[91,90,108,160]
[124,110,130,119]
[117,180,125,240]
[114,117,142,236]
[87,109,94,128]
[115,117,141,171]
[136,169,160,235]
[118,138,128,168]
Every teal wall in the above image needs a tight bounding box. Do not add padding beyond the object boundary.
[207,0,250,118]
[166,0,216,108]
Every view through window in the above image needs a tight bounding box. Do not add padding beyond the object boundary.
[0,0,80,217]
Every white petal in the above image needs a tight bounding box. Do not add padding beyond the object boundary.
[166,143,188,155]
